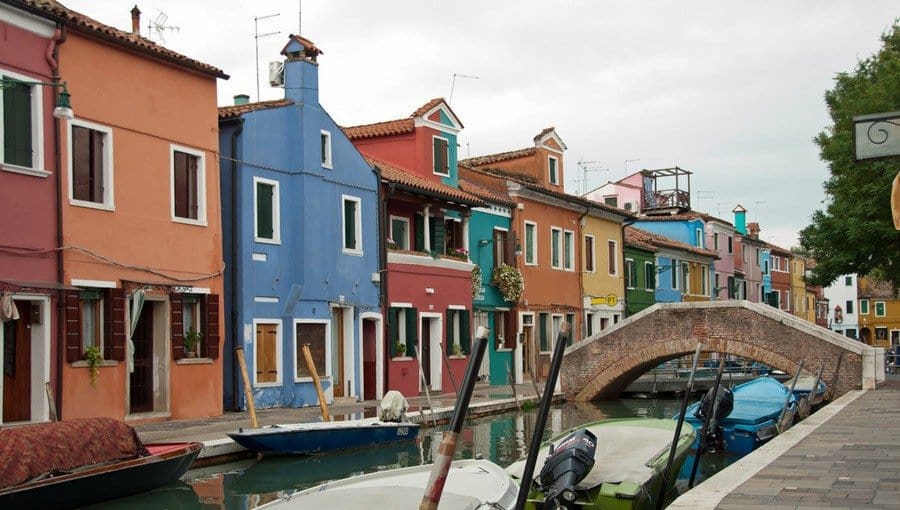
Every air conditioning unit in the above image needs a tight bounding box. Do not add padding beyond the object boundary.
[623,201,639,212]
[268,61,284,87]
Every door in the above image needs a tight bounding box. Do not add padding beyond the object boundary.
[522,325,534,380]
[3,301,31,422]
[362,319,376,400]
[256,323,278,383]
[332,308,344,397]
[129,305,154,413]
[421,318,431,387]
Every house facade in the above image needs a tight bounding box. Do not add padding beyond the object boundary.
[734,211,766,303]
[790,253,808,320]
[581,205,631,336]
[768,245,793,313]
[856,277,898,348]
[219,37,382,410]
[623,230,658,316]
[825,274,860,339]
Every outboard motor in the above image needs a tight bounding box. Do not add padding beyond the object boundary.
[538,428,596,508]
[694,386,734,452]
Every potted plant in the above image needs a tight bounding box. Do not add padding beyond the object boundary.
[84,345,103,389]
[491,263,524,302]
[394,341,406,358]
[471,265,482,297]
[184,327,202,357]
[451,343,464,356]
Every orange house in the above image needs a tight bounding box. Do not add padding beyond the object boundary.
[22,3,229,421]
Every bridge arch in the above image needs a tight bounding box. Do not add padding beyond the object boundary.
[562,301,881,401]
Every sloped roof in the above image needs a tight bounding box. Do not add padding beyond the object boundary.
[411,98,445,117]
[367,157,483,206]
[218,99,293,119]
[533,127,556,142]
[459,179,514,206]
[638,211,734,227]
[281,34,323,60]
[624,229,658,253]
[858,277,896,299]
[459,147,537,167]
[12,0,227,79]
[625,227,719,259]
[343,98,461,140]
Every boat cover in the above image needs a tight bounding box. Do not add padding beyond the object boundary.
[507,419,691,490]
[0,417,147,489]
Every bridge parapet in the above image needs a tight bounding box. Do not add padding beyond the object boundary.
[562,301,881,401]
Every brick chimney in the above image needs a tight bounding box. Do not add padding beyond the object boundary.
[130,5,141,35]
[747,222,760,239]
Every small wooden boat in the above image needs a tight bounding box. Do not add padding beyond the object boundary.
[0,417,201,510]
[227,417,420,455]
[506,418,696,510]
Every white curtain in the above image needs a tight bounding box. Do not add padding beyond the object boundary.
[0,292,19,322]
[128,290,145,373]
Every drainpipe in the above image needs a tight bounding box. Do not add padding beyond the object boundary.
[222,117,244,410]
[48,24,66,419]
[378,176,393,393]
[577,205,590,339]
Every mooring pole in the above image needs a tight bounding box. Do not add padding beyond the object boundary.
[654,343,702,510]
[778,361,803,432]
[688,355,727,488]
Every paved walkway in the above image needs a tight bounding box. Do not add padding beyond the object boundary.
[670,380,900,509]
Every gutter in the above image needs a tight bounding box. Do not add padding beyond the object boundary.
[221,116,244,410]
[49,23,66,419]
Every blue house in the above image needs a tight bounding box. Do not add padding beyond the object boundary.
[218,36,382,410]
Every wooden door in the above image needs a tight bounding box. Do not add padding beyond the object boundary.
[332,308,344,397]
[256,324,278,383]
[129,305,154,413]
[362,319,376,400]
[3,301,31,422]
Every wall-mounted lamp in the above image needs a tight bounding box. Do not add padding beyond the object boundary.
[425,287,435,294]
[477,239,492,247]
[0,77,74,120]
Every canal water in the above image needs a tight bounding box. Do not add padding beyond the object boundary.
[88,397,741,509]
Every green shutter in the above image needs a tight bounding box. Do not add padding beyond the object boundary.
[344,199,357,249]
[433,137,448,174]
[406,307,418,357]
[415,214,425,251]
[539,313,548,351]
[446,309,455,351]
[432,219,445,255]
[460,310,470,353]
[3,79,32,168]
[388,307,400,356]
[256,182,274,239]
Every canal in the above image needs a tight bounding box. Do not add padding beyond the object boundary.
[88,396,741,509]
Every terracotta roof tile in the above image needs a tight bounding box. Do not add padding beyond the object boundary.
[624,229,658,253]
[533,127,555,142]
[625,227,718,259]
[367,157,484,206]
[218,99,293,119]
[342,118,415,140]
[459,147,537,167]
[459,179,514,206]
[858,277,895,299]
[14,0,227,79]
[281,34,323,60]
[411,98,445,117]
[638,211,734,226]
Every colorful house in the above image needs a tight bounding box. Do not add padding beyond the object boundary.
[790,252,808,320]
[623,230,658,315]
[824,274,860,339]
[218,36,381,409]
[767,244,793,313]
[0,1,63,425]
[581,203,633,335]
[857,277,899,348]
[16,3,229,421]
[734,210,766,302]
[626,227,717,304]
[345,98,483,397]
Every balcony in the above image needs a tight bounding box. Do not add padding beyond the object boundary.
[387,248,474,271]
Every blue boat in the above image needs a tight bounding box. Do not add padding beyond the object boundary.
[227,418,420,455]
[683,376,795,455]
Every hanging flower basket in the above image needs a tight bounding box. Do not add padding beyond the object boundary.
[471,265,482,297]
[491,263,523,302]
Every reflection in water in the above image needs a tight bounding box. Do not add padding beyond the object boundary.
[92,397,738,509]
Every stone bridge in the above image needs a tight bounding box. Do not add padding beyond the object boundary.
[562,301,883,401]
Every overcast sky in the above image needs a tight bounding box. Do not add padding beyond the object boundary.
[61,1,897,248]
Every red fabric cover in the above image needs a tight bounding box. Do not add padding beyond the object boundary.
[0,417,148,489]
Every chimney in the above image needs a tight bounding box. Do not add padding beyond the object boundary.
[233,94,250,106]
[732,204,747,235]
[130,5,141,35]
[747,222,760,239]
[281,35,323,104]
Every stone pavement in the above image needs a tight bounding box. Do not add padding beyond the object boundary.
[669,379,900,509]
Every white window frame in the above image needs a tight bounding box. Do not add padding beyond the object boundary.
[607,240,619,276]
[695,228,703,247]
[169,144,207,226]
[644,261,655,291]
[389,215,410,250]
[550,226,563,269]
[584,234,595,273]
[713,232,719,250]
[625,258,636,289]
[252,318,283,387]
[563,229,575,271]
[700,265,708,296]
[320,129,333,169]
[548,156,559,185]
[341,194,363,255]
[253,176,281,244]
[875,301,886,317]
[67,118,115,210]
[727,235,733,254]
[524,221,538,266]
[293,318,332,383]
[0,68,46,177]
[432,135,450,177]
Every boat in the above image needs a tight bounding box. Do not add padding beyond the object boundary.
[227,417,420,455]
[506,417,696,509]
[786,374,826,400]
[683,376,795,455]
[0,417,201,510]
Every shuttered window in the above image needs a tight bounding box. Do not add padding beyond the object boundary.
[255,178,279,242]
[65,288,126,363]
[255,322,279,383]
[433,136,449,175]
[2,78,32,168]
[296,322,327,379]
[584,235,595,272]
[71,125,108,204]
[342,196,361,252]
[551,228,561,268]
[538,313,548,351]
[171,146,205,224]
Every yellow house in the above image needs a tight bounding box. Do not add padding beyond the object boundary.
[805,289,817,324]
[582,206,632,337]
[683,260,712,302]
[858,277,900,349]
[790,255,808,320]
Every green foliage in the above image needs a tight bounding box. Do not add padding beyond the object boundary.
[394,341,406,357]
[491,263,524,302]
[84,346,103,389]
[800,21,900,292]
[471,265,482,297]
[184,327,202,353]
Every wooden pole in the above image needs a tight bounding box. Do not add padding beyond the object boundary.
[235,346,259,428]
[303,343,330,422]
[688,355,726,488]
[416,344,438,427]
[506,362,521,412]
[44,382,58,422]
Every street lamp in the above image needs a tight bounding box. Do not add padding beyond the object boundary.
[0,77,74,120]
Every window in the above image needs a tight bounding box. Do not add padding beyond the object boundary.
[389,216,410,250]
[625,259,637,288]
[742,245,748,263]
[320,130,332,168]
[563,230,574,270]
[170,145,206,224]
[608,240,618,275]
[713,233,719,250]
[785,291,790,310]
[551,314,563,346]
[254,320,281,385]
[715,273,720,295]
[682,262,690,292]
[700,267,707,296]
[446,309,471,354]
[548,156,559,185]
[181,295,200,336]
[727,236,733,254]
[845,328,857,339]
[604,196,618,207]
[644,262,655,290]
[538,313,549,351]
[342,195,362,254]
[756,248,760,265]
[254,177,280,243]
[584,235,595,272]
[1,72,44,175]
[524,221,537,265]
[876,327,888,341]
[295,321,328,381]
[551,227,562,269]
[79,290,103,351]
[585,313,594,336]
[875,301,886,317]
[670,259,679,289]
[565,313,575,346]
[846,300,854,314]
[860,299,869,315]
[494,311,514,349]
[845,275,853,286]
[69,120,113,208]
[433,136,449,176]
[695,229,703,247]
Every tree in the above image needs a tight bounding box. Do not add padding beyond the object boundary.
[800,21,900,292]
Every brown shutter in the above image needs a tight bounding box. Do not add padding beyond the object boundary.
[173,152,188,218]
[91,130,104,202]
[170,293,184,359]
[203,294,220,359]
[72,126,91,201]
[65,291,82,362]
[108,288,126,361]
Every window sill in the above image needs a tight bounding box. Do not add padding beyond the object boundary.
[71,360,118,368]
[391,356,414,362]
[449,354,467,359]
[1,164,51,178]
[172,216,208,227]
[175,357,213,365]
[255,237,282,245]
[342,249,364,257]
[495,348,514,352]
[294,376,330,383]
[70,199,115,211]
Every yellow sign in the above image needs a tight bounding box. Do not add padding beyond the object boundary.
[590,294,619,307]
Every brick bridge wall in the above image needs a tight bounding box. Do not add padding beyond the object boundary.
[562,301,880,401]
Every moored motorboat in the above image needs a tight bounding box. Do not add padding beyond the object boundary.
[0,417,201,510]
[226,417,420,455]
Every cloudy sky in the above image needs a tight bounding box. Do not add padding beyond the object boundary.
[61,1,897,248]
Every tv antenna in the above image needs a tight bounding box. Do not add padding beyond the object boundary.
[147,10,180,44]
[576,160,608,195]
[254,13,281,101]
[448,73,479,105]
[695,190,715,212]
